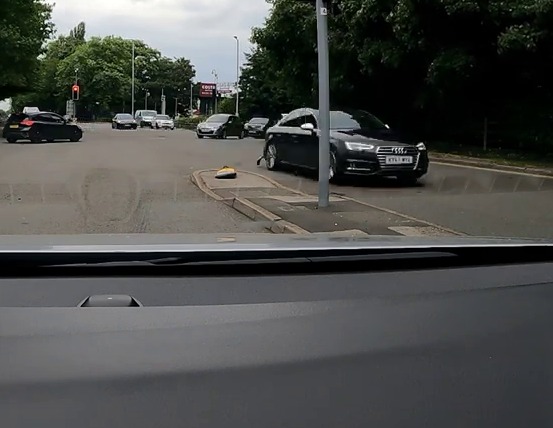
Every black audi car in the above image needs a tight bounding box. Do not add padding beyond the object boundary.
[260,108,428,184]
[244,117,272,138]
[3,111,83,143]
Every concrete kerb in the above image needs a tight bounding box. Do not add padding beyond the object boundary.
[190,169,310,235]
[429,154,553,178]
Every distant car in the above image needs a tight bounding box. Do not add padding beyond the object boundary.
[154,114,175,130]
[244,117,272,138]
[134,110,157,128]
[112,113,137,129]
[196,114,245,139]
[2,111,83,143]
[23,107,40,114]
[261,108,428,185]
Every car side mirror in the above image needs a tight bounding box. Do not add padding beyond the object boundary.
[300,123,315,132]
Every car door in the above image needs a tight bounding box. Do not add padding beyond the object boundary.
[32,113,57,140]
[277,110,301,164]
[287,109,314,168]
[45,113,69,140]
[227,115,241,136]
[300,113,320,169]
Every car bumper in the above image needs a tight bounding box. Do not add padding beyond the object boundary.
[115,123,136,128]
[246,129,265,137]
[3,129,30,140]
[197,128,222,137]
[156,123,174,128]
[337,151,429,177]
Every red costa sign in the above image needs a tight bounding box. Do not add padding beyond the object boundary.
[200,83,216,97]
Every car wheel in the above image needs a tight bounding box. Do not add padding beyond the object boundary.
[239,130,245,139]
[6,138,17,144]
[329,152,341,183]
[111,123,115,129]
[222,130,227,139]
[69,129,82,142]
[265,142,280,171]
[47,139,54,142]
[197,134,204,139]
[29,128,43,143]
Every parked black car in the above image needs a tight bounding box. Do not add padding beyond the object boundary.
[112,113,137,129]
[260,108,428,184]
[244,117,272,138]
[196,114,245,139]
[2,111,83,143]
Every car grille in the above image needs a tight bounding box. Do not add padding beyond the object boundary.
[376,146,420,170]
[198,129,214,134]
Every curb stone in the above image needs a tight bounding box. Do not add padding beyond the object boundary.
[190,169,309,235]
[429,154,553,177]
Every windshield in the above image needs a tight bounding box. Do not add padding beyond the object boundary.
[329,111,388,130]
[249,118,269,124]
[0,0,550,249]
[206,114,230,123]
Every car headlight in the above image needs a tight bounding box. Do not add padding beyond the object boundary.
[416,142,426,151]
[345,142,375,151]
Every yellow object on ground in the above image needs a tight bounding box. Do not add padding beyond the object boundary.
[215,166,237,179]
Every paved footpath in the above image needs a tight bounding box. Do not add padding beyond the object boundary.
[192,169,462,237]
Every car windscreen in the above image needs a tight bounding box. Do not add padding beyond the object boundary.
[157,115,170,120]
[142,111,157,117]
[116,114,133,119]
[249,118,269,124]
[206,114,229,123]
[328,111,388,130]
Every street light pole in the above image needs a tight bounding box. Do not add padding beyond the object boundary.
[131,41,135,116]
[174,97,178,117]
[233,35,239,116]
[316,0,330,208]
[211,70,218,114]
[189,82,193,114]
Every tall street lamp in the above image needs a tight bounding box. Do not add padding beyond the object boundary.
[211,70,218,114]
[131,41,135,116]
[233,36,240,116]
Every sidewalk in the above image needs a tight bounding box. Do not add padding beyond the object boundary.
[191,169,462,237]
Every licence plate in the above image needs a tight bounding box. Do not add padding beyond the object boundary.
[9,124,18,128]
[385,156,413,165]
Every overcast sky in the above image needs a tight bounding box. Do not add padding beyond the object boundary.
[50,0,271,84]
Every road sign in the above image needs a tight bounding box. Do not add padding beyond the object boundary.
[66,100,75,116]
[200,83,216,98]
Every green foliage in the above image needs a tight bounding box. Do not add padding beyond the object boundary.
[218,97,236,114]
[11,22,196,119]
[240,0,553,151]
[0,0,54,100]
[176,116,206,130]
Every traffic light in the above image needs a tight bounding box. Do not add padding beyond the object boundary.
[71,84,80,100]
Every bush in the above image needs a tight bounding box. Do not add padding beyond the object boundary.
[176,116,206,130]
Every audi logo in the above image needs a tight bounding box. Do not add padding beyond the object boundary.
[392,147,406,154]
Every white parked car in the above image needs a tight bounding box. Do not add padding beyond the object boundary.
[154,114,175,130]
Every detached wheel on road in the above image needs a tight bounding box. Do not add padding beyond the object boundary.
[265,142,280,170]
[69,128,82,142]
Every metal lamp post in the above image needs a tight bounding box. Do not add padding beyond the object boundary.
[211,70,218,114]
[233,36,240,116]
[131,41,135,116]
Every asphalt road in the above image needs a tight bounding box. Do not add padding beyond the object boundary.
[1,123,552,238]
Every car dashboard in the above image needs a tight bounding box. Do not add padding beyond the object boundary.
[1,260,553,427]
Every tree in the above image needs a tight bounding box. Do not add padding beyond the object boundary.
[218,97,236,114]
[12,24,197,118]
[239,0,553,151]
[0,0,54,100]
